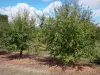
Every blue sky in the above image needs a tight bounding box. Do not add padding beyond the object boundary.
[0,0,100,26]
[0,0,53,10]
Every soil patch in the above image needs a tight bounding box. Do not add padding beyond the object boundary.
[0,51,100,75]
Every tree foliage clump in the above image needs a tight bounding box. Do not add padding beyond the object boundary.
[0,14,8,48]
[6,10,35,57]
[96,27,100,41]
[42,1,97,64]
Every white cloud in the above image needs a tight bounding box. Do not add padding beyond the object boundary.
[0,8,4,13]
[79,0,100,26]
[79,0,100,9]
[95,21,100,26]
[0,1,62,25]
[43,1,62,14]
[92,9,100,17]
[1,3,43,17]
[92,9,100,26]
[0,3,43,24]
[0,1,62,23]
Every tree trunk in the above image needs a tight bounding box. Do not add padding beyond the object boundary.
[20,50,23,57]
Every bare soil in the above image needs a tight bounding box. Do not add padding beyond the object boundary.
[0,51,100,75]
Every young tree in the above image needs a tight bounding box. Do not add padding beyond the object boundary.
[41,1,97,64]
[7,10,35,57]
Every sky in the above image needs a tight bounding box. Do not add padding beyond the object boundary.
[0,0,100,26]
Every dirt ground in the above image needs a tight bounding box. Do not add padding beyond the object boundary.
[0,51,100,75]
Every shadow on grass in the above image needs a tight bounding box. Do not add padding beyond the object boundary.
[0,50,10,55]
[68,63,95,71]
[33,56,95,71]
[6,53,38,60]
[33,56,66,70]
[35,56,64,66]
[91,57,100,65]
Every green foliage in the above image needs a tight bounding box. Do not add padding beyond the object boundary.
[0,1,99,65]
[41,2,97,64]
[0,14,8,22]
[0,14,8,48]
[96,27,100,41]
[5,10,35,57]
[28,26,46,54]
[95,27,100,57]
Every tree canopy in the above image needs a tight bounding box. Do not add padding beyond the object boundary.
[40,1,98,64]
